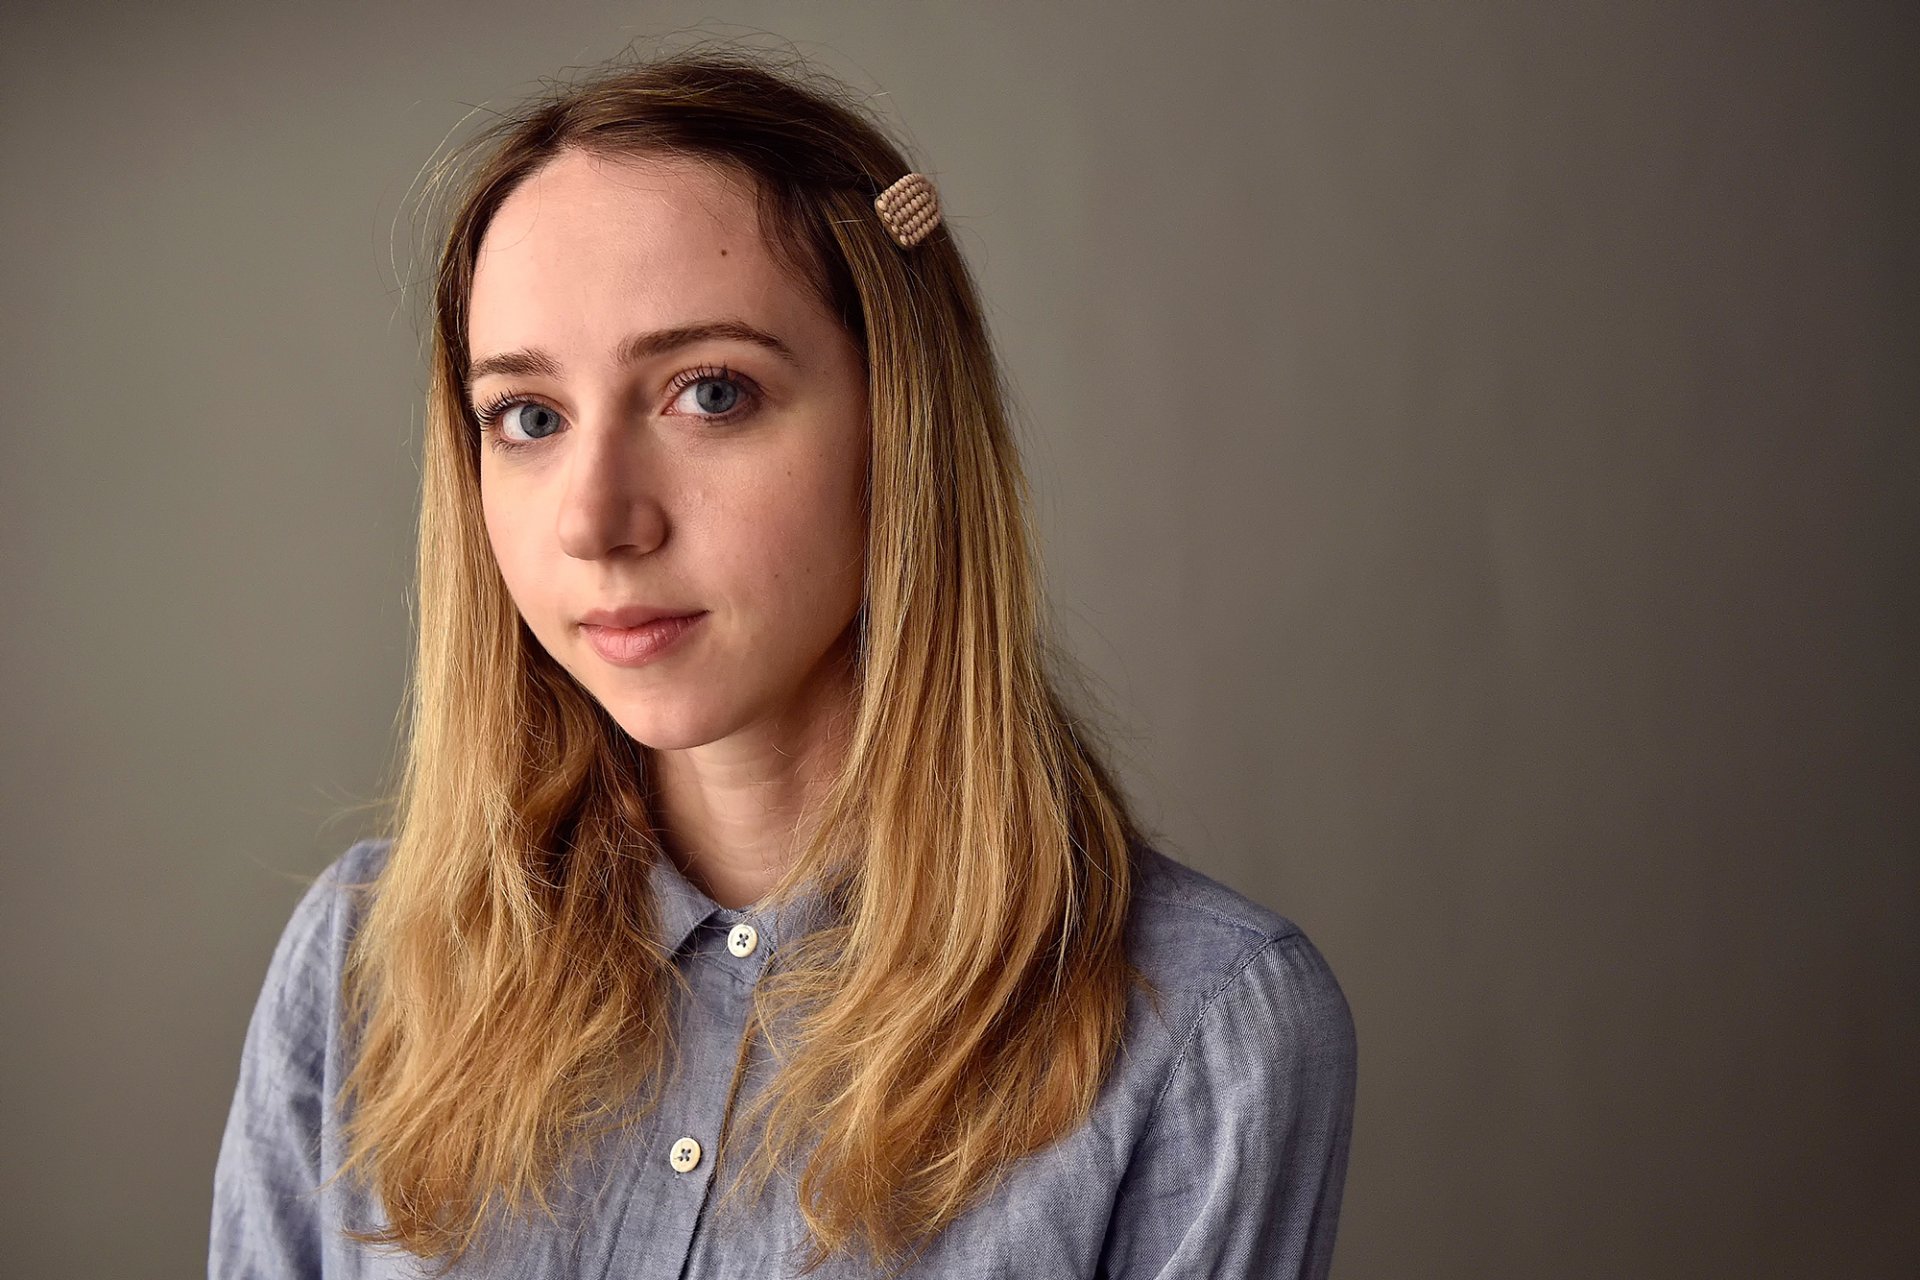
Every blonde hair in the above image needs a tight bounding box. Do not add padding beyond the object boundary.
[336,44,1153,1275]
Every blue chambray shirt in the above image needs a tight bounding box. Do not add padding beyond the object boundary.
[211,836,1357,1278]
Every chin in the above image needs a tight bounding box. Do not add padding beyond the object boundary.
[586,684,737,751]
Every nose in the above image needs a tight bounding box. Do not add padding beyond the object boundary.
[553,415,669,562]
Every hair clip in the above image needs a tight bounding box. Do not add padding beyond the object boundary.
[873,172,941,249]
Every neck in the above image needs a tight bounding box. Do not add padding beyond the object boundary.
[644,644,856,909]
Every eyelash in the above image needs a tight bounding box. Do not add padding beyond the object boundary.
[470,363,761,454]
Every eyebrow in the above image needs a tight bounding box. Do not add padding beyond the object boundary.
[464,319,800,398]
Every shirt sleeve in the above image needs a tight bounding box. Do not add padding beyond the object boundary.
[1099,929,1359,1279]
[209,855,353,1280]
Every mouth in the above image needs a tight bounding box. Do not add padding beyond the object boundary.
[579,611,706,668]
[578,604,704,629]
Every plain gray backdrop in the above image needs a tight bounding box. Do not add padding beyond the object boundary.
[2,2,1914,1277]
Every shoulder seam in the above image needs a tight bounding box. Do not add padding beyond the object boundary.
[1129,888,1303,944]
[1142,930,1311,1127]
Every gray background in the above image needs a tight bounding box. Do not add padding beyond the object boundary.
[2,2,1914,1276]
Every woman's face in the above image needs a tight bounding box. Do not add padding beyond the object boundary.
[466,148,869,751]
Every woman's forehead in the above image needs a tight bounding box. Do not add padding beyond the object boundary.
[501,148,754,230]
[467,150,818,360]
[475,150,764,291]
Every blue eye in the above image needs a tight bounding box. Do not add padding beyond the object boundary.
[667,365,759,423]
[685,377,740,415]
[501,402,563,441]
[471,394,565,451]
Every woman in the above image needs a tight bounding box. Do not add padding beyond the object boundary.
[212,46,1357,1280]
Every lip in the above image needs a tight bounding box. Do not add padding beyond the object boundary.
[580,604,703,629]
[580,611,706,668]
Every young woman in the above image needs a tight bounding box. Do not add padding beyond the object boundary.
[211,47,1358,1280]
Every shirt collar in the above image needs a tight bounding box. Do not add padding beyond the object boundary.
[644,850,839,959]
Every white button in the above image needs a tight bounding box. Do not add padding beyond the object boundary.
[727,923,759,957]
[669,1136,702,1172]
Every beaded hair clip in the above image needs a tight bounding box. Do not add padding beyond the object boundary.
[873,172,942,249]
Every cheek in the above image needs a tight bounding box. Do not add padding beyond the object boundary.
[479,482,543,606]
[723,466,865,609]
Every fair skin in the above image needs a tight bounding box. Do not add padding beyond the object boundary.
[466,148,869,908]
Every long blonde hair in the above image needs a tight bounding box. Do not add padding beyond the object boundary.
[337,44,1152,1275]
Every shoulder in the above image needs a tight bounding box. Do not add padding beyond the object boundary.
[1121,838,1357,1083]
[282,835,392,945]
[1096,843,1359,1278]
[253,837,392,1024]
[213,837,397,1261]
[1123,837,1311,987]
